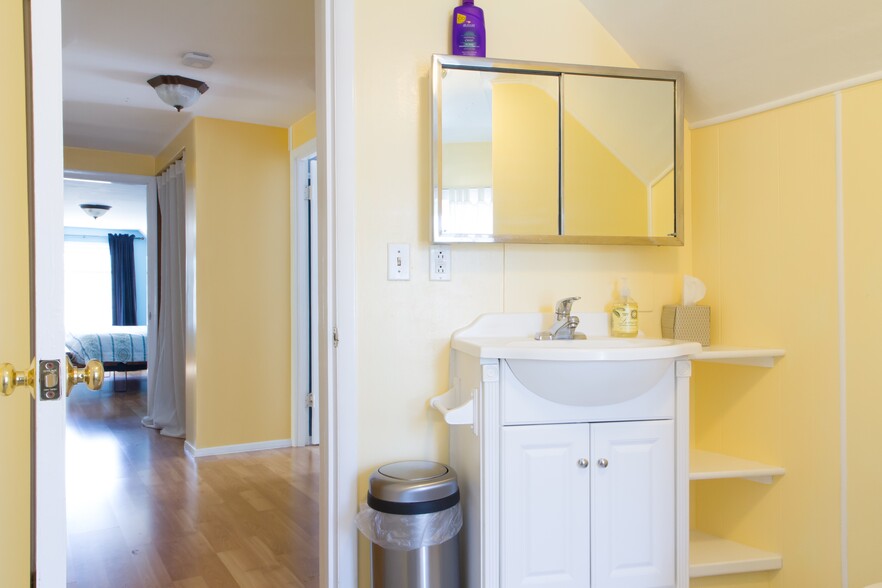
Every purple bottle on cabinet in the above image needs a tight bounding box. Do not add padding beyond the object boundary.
[452,0,485,57]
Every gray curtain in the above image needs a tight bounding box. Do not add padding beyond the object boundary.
[142,158,186,438]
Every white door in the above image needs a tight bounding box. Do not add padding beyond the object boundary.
[591,420,675,588]
[502,423,591,587]
[0,1,37,585]
[29,0,70,584]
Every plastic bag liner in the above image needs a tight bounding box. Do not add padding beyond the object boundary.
[356,502,463,551]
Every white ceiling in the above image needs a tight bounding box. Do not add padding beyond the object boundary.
[62,0,315,156]
[580,0,882,127]
[63,177,149,235]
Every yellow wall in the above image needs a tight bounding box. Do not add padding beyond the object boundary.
[492,83,559,235]
[842,80,882,588]
[651,170,674,236]
[353,0,691,580]
[156,118,291,449]
[691,96,841,586]
[64,146,155,176]
[564,110,647,236]
[291,111,317,150]
[0,0,32,583]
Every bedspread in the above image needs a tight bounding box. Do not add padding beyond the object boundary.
[66,326,148,365]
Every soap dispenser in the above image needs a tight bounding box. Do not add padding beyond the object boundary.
[610,277,638,338]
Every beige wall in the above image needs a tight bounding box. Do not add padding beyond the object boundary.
[156,118,291,449]
[353,0,692,579]
[0,0,33,584]
[64,146,155,176]
[691,92,855,587]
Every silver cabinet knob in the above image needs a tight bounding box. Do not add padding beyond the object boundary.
[597,458,609,468]
[577,458,589,468]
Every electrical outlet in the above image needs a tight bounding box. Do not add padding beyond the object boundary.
[387,243,410,280]
[430,245,451,281]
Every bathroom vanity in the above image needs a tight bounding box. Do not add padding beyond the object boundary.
[432,313,701,587]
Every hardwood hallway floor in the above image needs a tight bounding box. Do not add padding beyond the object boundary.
[66,374,320,587]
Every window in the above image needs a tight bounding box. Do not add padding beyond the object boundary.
[64,239,112,331]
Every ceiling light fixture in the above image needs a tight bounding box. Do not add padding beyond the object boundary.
[80,204,111,219]
[147,75,209,112]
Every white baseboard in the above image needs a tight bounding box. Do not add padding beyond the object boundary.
[184,438,293,458]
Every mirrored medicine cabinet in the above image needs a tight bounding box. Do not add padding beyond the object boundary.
[431,54,684,245]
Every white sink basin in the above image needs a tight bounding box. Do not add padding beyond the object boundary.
[451,313,702,406]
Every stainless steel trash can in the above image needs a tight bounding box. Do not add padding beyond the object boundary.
[367,461,461,588]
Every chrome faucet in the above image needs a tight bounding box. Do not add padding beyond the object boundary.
[536,297,587,340]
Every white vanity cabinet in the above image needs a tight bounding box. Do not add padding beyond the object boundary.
[435,313,699,588]
[502,420,674,587]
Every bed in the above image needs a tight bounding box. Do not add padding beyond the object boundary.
[66,326,148,390]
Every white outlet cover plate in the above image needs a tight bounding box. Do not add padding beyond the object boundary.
[430,245,451,281]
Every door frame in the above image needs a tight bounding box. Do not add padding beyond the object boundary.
[316,0,358,584]
[291,138,319,447]
[31,0,360,583]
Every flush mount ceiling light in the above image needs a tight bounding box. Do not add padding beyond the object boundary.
[147,75,209,112]
[80,204,111,219]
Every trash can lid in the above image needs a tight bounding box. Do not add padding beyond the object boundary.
[368,460,459,514]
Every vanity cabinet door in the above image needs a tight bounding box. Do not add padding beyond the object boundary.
[590,420,675,588]
[502,423,591,587]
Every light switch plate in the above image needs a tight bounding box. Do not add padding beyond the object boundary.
[387,243,410,280]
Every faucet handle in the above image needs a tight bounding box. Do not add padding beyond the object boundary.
[554,297,580,319]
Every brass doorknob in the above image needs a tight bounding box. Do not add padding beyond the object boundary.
[0,361,34,397]
[66,357,104,394]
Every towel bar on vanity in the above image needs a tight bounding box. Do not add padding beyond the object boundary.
[430,388,474,426]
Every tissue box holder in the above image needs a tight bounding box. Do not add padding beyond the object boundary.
[661,305,710,346]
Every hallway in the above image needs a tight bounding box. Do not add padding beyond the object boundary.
[66,374,320,587]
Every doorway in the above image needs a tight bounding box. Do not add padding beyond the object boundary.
[27,0,358,584]
[292,141,319,447]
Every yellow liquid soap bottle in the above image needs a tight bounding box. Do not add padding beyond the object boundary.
[611,277,638,338]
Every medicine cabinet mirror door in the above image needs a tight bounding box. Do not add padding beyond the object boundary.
[431,55,684,246]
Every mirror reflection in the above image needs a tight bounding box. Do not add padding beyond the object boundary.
[562,74,675,238]
[432,55,684,245]
[440,68,559,237]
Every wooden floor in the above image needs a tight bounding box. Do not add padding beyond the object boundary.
[66,373,320,587]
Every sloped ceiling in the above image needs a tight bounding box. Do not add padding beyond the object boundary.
[580,0,882,126]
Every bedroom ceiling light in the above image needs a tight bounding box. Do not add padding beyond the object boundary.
[80,204,111,219]
[147,75,209,112]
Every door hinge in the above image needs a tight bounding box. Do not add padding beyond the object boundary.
[307,392,314,408]
[332,327,339,348]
